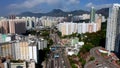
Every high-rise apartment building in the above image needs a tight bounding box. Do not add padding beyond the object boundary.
[40,16,64,27]
[26,17,35,30]
[96,14,102,31]
[9,20,15,34]
[106,4,120,55]
[0,37,47,63]
[0,43,12,58]
[0,41,29,60]
[58,22,77,36]
[0,20,9,34]
[8,19,26,34]
[90,7,95,23]
[58,22,98,35]
[11,41,29,60]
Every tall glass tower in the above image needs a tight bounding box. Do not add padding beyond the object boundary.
[90,7,95,23]
[106,4,120,55]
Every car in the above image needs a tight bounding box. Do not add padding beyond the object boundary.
[50,47,56,51]
[54,53,59,58]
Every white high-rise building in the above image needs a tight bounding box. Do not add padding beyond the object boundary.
[106,3,120,54]
[58,22,77,35]
[28,44,37,63]
[58,22,99,36]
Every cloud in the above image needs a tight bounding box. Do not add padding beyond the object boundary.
[67,0,80,5]
[86,2,112,9]
[85,2,94,8]
[85,2,93,8]
[96,4,112,9]
[9,0,80,9]
[7,0,80,15]
[9,0,60,9]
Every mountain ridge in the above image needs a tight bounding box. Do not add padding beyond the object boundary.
[18,8,109,17]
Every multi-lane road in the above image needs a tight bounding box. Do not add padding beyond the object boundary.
[46,45,71,68]
[46,31,71,68]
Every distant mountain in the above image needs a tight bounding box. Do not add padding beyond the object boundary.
[18,9,89,17]
[19,12,44,17]
[96,8,109,18]
[18,8,109,18]
[69,10,89,15]
[45,9,67,17]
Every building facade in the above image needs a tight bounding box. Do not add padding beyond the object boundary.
[58,22,78,35]
[90,7,96,23]
[58,22,99,36]
[106,4,120,55]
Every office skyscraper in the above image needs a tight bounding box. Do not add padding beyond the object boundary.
[90,7,95,23]
[106,4,120,55]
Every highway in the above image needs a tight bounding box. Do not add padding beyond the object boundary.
[46,30,71,68]
[46,45,71,68]
[85,47,118,68]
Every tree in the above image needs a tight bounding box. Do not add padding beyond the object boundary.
[47,39,53,46]
[71,64,77,68]
[80,43,94,53]
[79,57,86,67]
[41,31,49,36]
[43,47,50,58]
[30,30,36,35]
[89,56,95,61]
[81,31,105,46]
[57,31,62,37]
[71,33,77,37]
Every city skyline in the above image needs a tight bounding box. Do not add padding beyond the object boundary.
[0,0,120,16]
[0,1,120,68]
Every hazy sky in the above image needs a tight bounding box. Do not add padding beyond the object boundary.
[0,0,120,16]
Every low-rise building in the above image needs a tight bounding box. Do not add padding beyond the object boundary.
[65,38,84,56]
